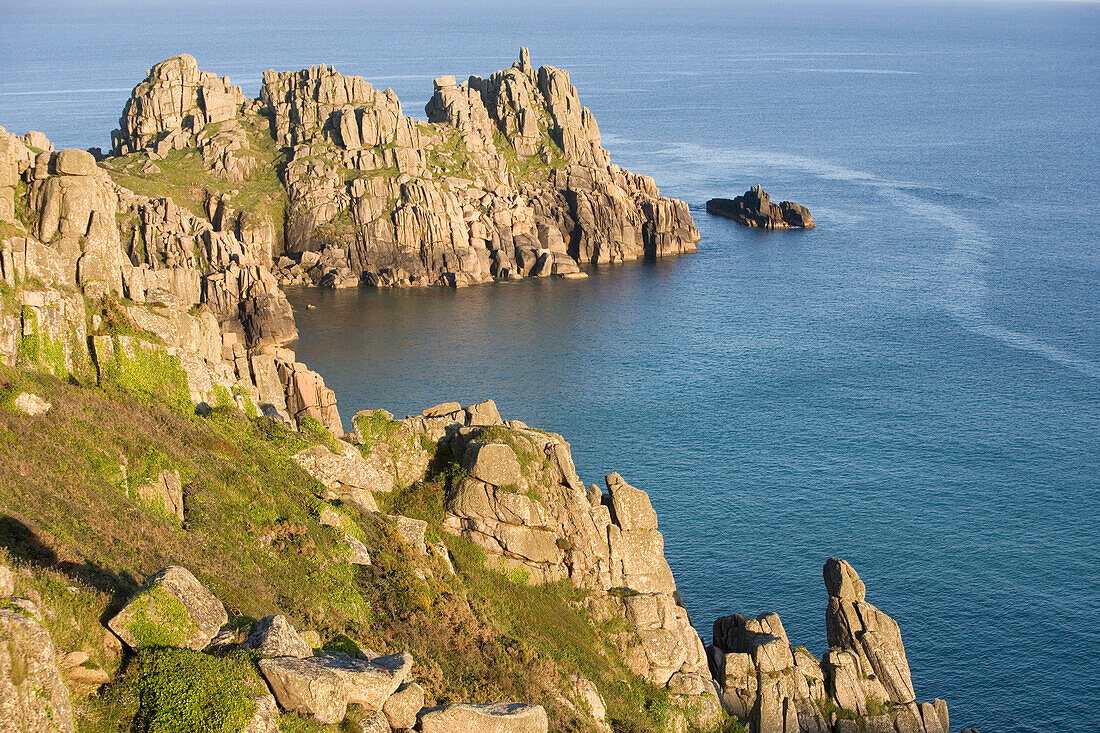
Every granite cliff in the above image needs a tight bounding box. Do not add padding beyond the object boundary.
[0,50,958,733]
[109,49,697,290]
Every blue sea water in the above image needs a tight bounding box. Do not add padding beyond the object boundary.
[2,1,1098,730]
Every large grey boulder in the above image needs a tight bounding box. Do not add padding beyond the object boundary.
[314,651,413,710]
[0,609,75,733]
[419,702,548,733]
[244,615,314,658]
[107,566,227,650]
[259,656,349,724]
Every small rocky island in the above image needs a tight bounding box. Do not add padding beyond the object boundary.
[707,185,815,229]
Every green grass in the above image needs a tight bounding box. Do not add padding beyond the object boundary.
[95,335,192,413]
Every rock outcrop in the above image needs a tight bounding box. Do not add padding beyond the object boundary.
[1,124,343,435]
[342,401,722,726]
[706,186,814,229]
[112,54,255,182]
[104,48,696,291]
[707,560,948,733]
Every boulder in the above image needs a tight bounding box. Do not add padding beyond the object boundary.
[344,534,373,565]
[241,694,280,733]
[107,566,227,650]
[54,149,97,176]
[422,401,461,417]
[706,186,814,229]
[465,399,503,426]
[607,472,657,530]
[0,610,74,733]
[259,656,350,723]
[11,392,50,416]
[419,702,548,733]
[349,709,393,733]
[0,566,12,596]
[294,441,384,512]
[383,681,425,729]
[244,614,314,658]
[390,515,427,555]
[463,442,522,487]
[569,676,610,732]
[308,651,413,710]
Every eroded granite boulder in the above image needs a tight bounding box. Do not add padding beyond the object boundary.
[243,614,314,658]
[107,565,227,650]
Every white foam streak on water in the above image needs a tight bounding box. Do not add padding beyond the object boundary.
[883,189,1100,381]
[785,68,920,75]
[658,142,1100,381]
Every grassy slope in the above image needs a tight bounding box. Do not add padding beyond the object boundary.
[0,365,730,733]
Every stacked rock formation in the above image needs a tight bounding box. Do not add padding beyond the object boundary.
[112,54,255,182]
[707,559,949,733]
[706,186,814,229]
[345,400,723,728]
[0,126,341,434]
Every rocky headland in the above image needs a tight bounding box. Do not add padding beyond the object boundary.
[0,50,958,733]
[706,187,814,229]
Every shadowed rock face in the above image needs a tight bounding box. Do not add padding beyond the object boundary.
[706,186,814,229]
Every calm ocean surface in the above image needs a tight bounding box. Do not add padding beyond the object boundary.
[3,1,1098,730]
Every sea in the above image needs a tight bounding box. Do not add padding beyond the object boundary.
[2,1,1097,730]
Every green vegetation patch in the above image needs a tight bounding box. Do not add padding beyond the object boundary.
[96,335,191,413]
[120,584,196,649]
[132,648,263,733]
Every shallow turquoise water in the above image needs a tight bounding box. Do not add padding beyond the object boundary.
[2,1,1098,730]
